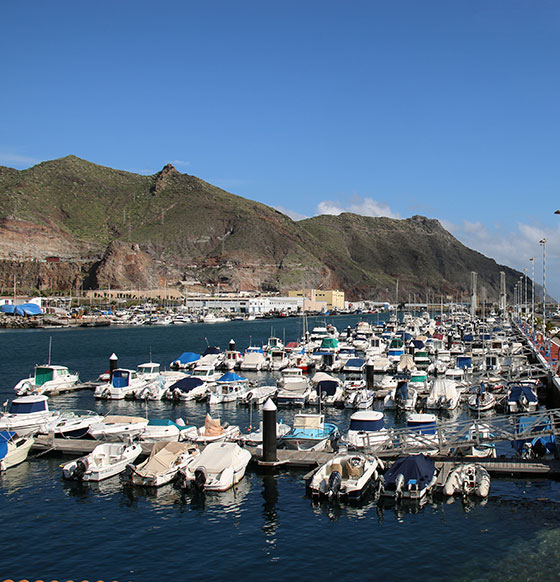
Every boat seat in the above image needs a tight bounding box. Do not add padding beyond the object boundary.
[345,459,364,480]
[328,462,347,478]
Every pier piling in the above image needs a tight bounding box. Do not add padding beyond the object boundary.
[262,398,278,463]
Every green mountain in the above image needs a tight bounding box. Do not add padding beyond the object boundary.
[0,156,521,301]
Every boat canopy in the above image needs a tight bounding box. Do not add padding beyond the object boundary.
[9,399,48,414]
[384,454,436,491]
[412,340,424,349]
[407,415,437,435]
[316,380,339,397]
[35,366,54,386]
[217,372,248,383]
[344,358,365,369]
[112,369,130,388]
[320,337,339,349]
[0,304,15,314]
[456,356,472,369]
[170,377,205,392]
[395,381,409,402]
[508,385,538,403]
[203,346,221,356]
[174,352,201,365]
[463,333,474,342]
[0,431,16,460]
[349,417,384,432]
[147,418,188,429]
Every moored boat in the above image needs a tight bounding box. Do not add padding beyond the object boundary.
[0,430,34,471]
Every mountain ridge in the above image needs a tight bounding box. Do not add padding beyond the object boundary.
[0,156,521,301]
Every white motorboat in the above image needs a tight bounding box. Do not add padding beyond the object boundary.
[506,383,538,413]
[93,368,149,400]
[405,413,439,454]
[276,367,312,407]
[88,415,149,441]
[278,413,338,451]
[426,378,461,411]
[62,441,142,481]
[309,453,384,500]
[0,395,58,436]
[468,390,496,413]
[380,454,437,500]
[177,441,252,492]
[238,385,277,406]
[0,430,34,471]
[239,346,267,371]
[190,413,240,444]
[163,377,208,401]
[344,410,391,450]
[312,378,345,407]
[209,382,250,404]
[14,364,80,396]
[43,409,104,439]
[343,388,374,409]
[125,441,199,487]
[443,463,491,498]
[138,418,197,442]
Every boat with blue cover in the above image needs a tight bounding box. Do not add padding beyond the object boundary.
[344,411,390,450]
[0,430,34,471]
[0,395,58,436]
[380,454,437,500]
[507,383,538,413]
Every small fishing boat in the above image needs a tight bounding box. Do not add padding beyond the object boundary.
[383,380,418,411]
[309,453,384,500]
[190,413,240,444]
[506,383,538,413]
[125,441,199,487]
[276,367,313,407]
[62,441,142,481]
[405,413,439,454]
[93,368,149,400]
[0,430,34,471]
[177,441,252,492]
[278,413,338,451]
[468,390,496,413]
[380,454,437,500]
[443,463,491,498]
[343,388,374,409]
[238,420,291,446]
[164,377,208,401]
[426,378,461,411]
[344,410,391,450]
[14,364,80,396]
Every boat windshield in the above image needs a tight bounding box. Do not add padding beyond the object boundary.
[349,418,384,431]
[35,367,54,386]
[10,400,47,414]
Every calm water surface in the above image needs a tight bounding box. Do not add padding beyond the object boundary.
[1,316,559,581]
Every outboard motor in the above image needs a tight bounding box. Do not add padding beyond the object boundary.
[121,463,135,483]
[327,470,342,498]
[74,458,88,480]
[194,466,207,490]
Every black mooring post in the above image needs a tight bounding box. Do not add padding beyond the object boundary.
[109,352,118,380]
[366,358,375,390]
[262,398,278,463]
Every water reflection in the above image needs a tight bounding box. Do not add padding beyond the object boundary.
[177,474,251,514]
[0,460,33,493]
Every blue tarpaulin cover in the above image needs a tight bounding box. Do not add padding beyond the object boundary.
[384,454,436,491]
[344,358,365,369]
[174,352,201,365]
[217,372,247,383]
[456,356,472,369]
[170,377,204,393]
[15,303,42,316]
[203,346,221,355]
[0,304,15,314]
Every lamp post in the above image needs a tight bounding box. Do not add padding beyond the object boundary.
[540,238,547,340]
[529,257,535,338]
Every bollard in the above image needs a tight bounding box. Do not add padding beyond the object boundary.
[366,358,374,390]
[262,398,278,463]
[229,338,236,351]
[109,353,118,380]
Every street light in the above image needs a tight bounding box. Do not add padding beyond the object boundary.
[529,257,535,337]
[540,238,547,339]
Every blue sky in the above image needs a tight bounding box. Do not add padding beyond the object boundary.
[2,1,560,297]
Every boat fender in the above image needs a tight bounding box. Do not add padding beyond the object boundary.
[194,466,207,489]
[328,470,342,497]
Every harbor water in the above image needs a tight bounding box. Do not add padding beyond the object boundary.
[1,316,560,581]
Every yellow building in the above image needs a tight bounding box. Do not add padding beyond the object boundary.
[288,289,345,311]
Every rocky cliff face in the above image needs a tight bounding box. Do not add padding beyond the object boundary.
[0,156,522,300]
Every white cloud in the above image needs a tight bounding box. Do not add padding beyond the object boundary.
[0,152,40,167]
[170,159,191,168]
[447,219,560,297]
[273,206,308,221]
[316,195,400,219]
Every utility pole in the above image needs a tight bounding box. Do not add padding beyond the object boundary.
[540,238,547,338]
